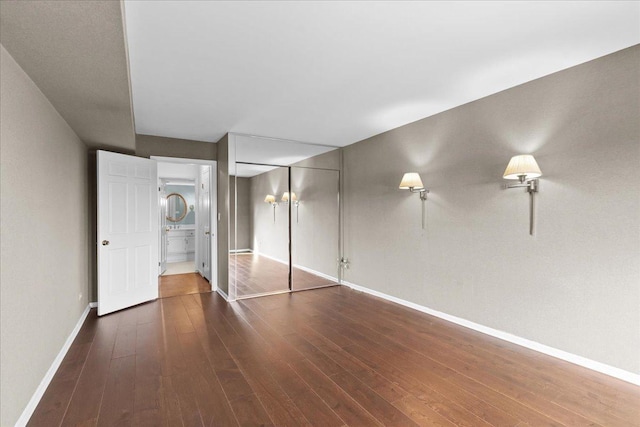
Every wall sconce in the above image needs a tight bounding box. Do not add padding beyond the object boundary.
[399,172,429,229]
[264,194,277,223]
[503,154,542,235]
[281,191,298,206]
[282,192,300,222]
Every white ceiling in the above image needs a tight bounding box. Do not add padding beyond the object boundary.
[123,1,639,147]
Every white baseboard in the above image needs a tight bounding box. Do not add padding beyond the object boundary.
[252,251,287,265]
[253,252,339,284]
[292,263,339,284]
[230,248,252,254]
[15,304,93,426]
[341,280,640,386]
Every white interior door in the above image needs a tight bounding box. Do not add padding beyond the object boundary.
[198,166,212,281]
[159,183,167,274]
[201,189,211,280]
[98,150,158,316]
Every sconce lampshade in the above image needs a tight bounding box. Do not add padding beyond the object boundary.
[503,155,542,180]
[264,195,276,204]
[281,192,297,202]
[399,172,424,190]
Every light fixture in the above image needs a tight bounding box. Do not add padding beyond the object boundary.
[399,172,429,229]
[282,191,300,222]
[264,194,277,222]
[281,191,298,206]
[503,154,542,235]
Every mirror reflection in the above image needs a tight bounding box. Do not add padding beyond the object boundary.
[228,134,342,299]
[166,193,187,222]
[230,165,290,298]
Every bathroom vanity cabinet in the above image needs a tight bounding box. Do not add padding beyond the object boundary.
[166,228,196,262]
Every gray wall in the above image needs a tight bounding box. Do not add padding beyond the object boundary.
[136,133,217,160]
[247,166,340,279]
[0,45,90,426]
[291,167,340,279]
[342,46,640,374]
[250,167,290,263]
[216,134,230,295]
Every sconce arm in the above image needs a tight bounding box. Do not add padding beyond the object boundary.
[409,187,429,200]
[504,179,539,193]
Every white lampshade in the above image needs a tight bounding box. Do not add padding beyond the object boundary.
[399,172,424,190]
[264,194,276,204]
[281,192,297,202]
[503,155,542,180]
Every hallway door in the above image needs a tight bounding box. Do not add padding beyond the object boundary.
[199,166,212,281]
[97,150,158,316]
[159,183,167,274]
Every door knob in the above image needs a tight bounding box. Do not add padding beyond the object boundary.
[102,240,110,246]
[205,231,210,235]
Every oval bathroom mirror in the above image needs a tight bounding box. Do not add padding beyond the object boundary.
[166,193,187,222]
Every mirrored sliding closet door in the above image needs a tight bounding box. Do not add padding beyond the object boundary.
[229,133,341,300]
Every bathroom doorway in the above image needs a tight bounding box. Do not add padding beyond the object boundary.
[162,179,197,275]
[154,157,217,298]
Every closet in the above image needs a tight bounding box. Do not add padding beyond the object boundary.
[227,133,341,299]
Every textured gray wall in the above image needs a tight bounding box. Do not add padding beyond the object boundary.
[250,167,290,263]
[0,45,90,426]
[136,134,217,160]
[342,46,640,374]
[216,134,230,295]
[291,167,340,280]
[247,165,340,281]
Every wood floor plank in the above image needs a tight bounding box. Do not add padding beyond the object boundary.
[323,288,638,424]
[159,272,211,299]
[59,312,122,427]
[30,280,640,427]
[158,375,186,427]
[27,342,92,427]
[215,303,348,427]
[305,293,564,426]
[190,368,240,427]
[97,355,136,427]
[288,358,383,426]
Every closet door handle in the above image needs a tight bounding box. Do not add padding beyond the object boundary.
[102,240,110,246]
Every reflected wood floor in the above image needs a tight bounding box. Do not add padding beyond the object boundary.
[158,273,211,298]
[29,286,640,426]
[231,253,336,297]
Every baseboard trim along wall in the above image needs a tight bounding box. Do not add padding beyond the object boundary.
[292,263,339,284]
[253,251,340,284]
[15,304,93,427]
[341,280,640,386]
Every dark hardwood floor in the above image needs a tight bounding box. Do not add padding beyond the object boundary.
[231,253,336,297]
[158,273,211,299]
[29,286,640,426]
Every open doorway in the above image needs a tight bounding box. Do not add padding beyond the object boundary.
[162,179,197,275]
[154,157,217,299]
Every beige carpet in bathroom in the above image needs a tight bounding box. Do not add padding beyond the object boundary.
[163,261,197,276]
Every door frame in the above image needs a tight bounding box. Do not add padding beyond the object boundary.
[152,156,218,290]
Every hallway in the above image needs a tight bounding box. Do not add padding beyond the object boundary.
[158,273,211,299]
